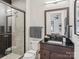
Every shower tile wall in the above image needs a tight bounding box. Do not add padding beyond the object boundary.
[12,10,24,56]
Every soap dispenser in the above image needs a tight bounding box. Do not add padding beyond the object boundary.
[44,35,50,42]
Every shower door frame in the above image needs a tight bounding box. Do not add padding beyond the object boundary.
[0,0,26,55]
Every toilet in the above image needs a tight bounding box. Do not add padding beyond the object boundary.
[23,41,39,59]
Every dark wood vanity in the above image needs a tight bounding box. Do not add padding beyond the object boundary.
[40,42,74,59]
[0,26,12,57]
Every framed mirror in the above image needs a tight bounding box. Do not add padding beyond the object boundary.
[45,8,69,37]
[74,0,79,35]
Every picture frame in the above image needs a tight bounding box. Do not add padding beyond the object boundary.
[44,8,69,37]
[74,0,79,35]
[30,27,42,38]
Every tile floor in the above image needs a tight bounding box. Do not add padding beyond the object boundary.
[1,53,21,59]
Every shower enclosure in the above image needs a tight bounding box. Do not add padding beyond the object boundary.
[0,1,25,58]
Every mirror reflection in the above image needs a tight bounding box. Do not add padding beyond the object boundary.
[45,8,69,37]
[51,13,62,34]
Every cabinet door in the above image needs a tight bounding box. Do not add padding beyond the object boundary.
[40,50,50,59]
[50,53,72,59]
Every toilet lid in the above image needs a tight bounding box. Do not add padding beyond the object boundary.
[24,53,35,58]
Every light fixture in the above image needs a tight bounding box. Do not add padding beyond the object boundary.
[7,9,12,12]
[45,0,66,4]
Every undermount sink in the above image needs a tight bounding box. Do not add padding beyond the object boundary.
[47,40,63,45]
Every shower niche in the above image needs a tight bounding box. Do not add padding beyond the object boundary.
[0,1,25,58]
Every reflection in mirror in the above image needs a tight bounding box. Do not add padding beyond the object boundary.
[45,8,69,37]
[0,1,25,58]
[51,13,62,34]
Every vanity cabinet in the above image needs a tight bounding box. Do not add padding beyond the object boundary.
[40,50,50,59]
[40,43,74,59]
[50,53,72,59]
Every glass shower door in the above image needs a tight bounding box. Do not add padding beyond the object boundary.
[0,3,6,58]
[0,1,25,58]
[12,9,25,56]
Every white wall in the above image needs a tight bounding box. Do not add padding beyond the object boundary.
[28,0,45,50]
[30,0,44,26]
[26,0,31,51]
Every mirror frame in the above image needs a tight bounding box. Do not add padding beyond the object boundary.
[74,0,79,35]
[44,7,69,36]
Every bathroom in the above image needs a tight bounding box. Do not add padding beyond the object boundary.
[0,0,79,59]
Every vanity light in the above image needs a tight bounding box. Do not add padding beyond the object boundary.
[45,0,66,4]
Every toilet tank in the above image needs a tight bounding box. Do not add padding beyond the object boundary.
[30,41,39,51]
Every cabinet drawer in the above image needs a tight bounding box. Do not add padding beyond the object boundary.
[40,43,74,55]
[40,50,50,59]
[50,53,73,59]
[40,43,74,59]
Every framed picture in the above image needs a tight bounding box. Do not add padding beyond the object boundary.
[74,0,79,35]
[30,27,42,38]
[45,8,69,36]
